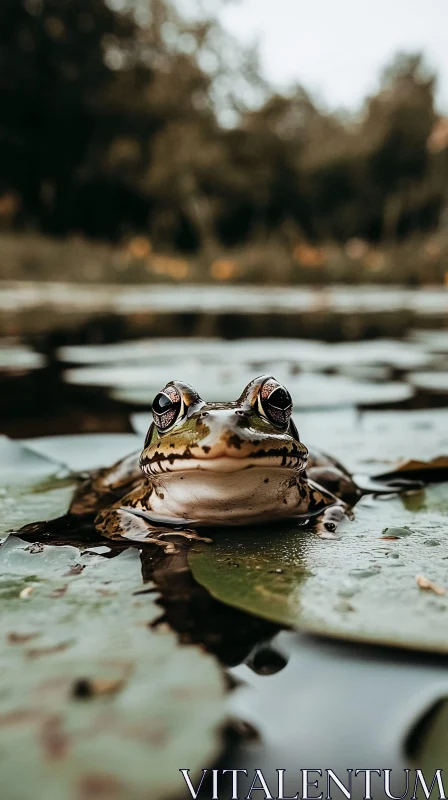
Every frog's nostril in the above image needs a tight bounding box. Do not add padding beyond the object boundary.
[199,411,209,418]
[235,410,246,416]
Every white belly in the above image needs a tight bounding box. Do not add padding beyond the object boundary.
[149,467,305,526]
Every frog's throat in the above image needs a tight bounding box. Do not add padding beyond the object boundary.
[141,453,305,476]
[136,467,308,526]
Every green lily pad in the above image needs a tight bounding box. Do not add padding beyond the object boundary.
[0,342,45,373]
[21,433,141,473]
[0,536,226,800]
[0,437,75,537]
[189,484,448,653]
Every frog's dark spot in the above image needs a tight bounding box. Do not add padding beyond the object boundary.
[226,433,243,450]
[170,443,175,448]
[264,478,270,484]
[283,498,288,504]
[202,445,211,454]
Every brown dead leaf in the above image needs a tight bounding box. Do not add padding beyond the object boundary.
[395,456,448,472]
[50,585,68,599]
[416,575,446,596]
[41,715,69,760]
[7,631,40,645]
[26,641,72,659]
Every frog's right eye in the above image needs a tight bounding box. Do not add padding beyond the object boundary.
[152,387,183,432]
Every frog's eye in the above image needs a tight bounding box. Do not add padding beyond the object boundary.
[152,386,183,432]
[258,378,293,428]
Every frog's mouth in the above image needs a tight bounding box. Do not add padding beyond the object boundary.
[141,449,307,477]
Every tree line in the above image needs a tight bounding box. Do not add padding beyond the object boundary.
[1,0,447,253]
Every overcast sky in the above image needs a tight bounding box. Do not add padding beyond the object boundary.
[219,0,448,112]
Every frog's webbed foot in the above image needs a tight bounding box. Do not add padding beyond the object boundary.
[95,506,211,553]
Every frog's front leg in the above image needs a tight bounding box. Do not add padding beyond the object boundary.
[94,483,212,551]
[298,477,353,539]
[70,451,142,516]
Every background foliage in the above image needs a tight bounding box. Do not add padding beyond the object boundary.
[1,0,448,260]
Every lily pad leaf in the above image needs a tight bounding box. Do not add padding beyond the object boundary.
[0,537,226,800]
[189,483,448,653]
[21,433,141,473]
[0,437,75,537]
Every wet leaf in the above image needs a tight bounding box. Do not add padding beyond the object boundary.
[0,437,75,537]
[408,371,448,394]
[189,483,448,653]
[21,433,141,472]
[0,537,226,800]
[0,342,45,373]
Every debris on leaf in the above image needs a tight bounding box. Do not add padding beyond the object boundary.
[72,677,126,699]
[416,575,446,596]
[64,564,85,576]
[50,585,68,598]
[19,586,35,599]
[26,641,72,659]
[7,631,40,644]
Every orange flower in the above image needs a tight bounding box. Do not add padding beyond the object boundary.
[293,243,324,268]
[211,259,237,281]
[128,236,152,260]
[148,255,189,279]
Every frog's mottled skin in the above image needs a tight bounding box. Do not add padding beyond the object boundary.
[70,376,368,550]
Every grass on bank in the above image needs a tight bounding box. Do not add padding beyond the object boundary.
[0,230,447,286]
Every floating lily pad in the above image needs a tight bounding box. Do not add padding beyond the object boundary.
[103,372,413,410]
[189,484,448,653]
[409,329,448,354]
[57,338,223,365]
[0,341,45,373]
[0,537,226,800]
[21,433,141,473]
[0,437,75,537]
[407,371,448,394]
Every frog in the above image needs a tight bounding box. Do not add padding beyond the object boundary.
[69,375,417,552]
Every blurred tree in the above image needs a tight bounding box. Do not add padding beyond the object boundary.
[0,0,446,252]
[0,0,144,234]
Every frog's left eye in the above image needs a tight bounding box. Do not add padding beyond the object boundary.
[258,378,293,428]
[152,386,183,432]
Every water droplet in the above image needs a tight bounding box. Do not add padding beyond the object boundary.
[349,567,381,579]
[334,600,355,613]
[381,527,412,538]
[337,585,358,598]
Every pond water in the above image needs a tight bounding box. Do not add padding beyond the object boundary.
[1,284,448,798]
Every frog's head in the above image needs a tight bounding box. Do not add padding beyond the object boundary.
[140,376,307,478]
